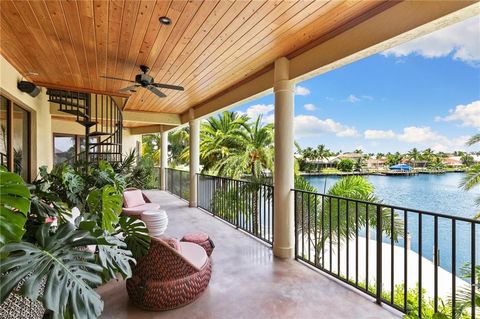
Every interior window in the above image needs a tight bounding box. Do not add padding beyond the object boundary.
[12,104,30,180]
[0,97,7,168]
[54,135,77,164]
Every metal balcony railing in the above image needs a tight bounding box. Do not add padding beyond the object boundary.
[197,173,274,245]
[165,168,190,201]
[162,169,479,318]
[293,188,479,318]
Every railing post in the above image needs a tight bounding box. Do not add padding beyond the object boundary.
[376,204,383,305]
[294,190,297,260]
[160,131,168,191]
[236,180,239,229]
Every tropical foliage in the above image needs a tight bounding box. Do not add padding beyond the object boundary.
[461,134,480,216]
[0,167,30,245]
[296,176,403,265]
[337,159,354,172]
[0,161,150,318]
[296,144,476,173]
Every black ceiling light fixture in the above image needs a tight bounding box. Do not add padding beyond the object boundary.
[159,16,171,25]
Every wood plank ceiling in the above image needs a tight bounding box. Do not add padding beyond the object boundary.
[0,0,396,115]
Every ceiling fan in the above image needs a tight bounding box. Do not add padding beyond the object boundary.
[101,65,184,98]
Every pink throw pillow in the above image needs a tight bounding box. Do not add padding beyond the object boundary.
[123,190,146,208]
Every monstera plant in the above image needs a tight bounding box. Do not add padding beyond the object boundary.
[0,161,150,319]
[0,167,30,246]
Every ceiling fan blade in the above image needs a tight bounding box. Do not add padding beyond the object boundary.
[119,85,140,93]
[100,75,135,83]
[147,86,167,98]
[152,83,184,91]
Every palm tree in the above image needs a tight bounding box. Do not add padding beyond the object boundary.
[141,134,161,164]
[460,153,474,167]
[315,144,328,161]
[198,111,249,172]
[408,148,420,168]
[168,127,189,167]
[461,136,480,211]
[210,116,274,236]
[297,176,403,265]
[467,134,480,146]
[422,148,435,166]
[211,116,273,179]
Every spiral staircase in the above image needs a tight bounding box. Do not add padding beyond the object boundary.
[47,89,123,164]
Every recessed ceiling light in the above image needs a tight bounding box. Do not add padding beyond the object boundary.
[27,71,39,76]
[159,16,171,25]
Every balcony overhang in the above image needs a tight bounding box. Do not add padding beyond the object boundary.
[50,105,181,128]
[180,0,479,123]
[1,0,478,128]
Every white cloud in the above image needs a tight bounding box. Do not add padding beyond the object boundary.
[382,16,480,66]
[295,85,310,96]
[345,94,360,103]
[263,114,275,124]
[361,95,374,101]
[238,104,274,119]
[294,115,358,137]
[397,126,441,143]
[435,100,480,129]
[304,103,316,111]
[430,136,470,152]
[395,126,469,151]
[337,128,359,137]
[364,129,396,139]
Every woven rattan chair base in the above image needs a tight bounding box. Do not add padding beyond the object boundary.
[127,257,212,311]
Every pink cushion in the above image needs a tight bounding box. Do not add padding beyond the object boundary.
[182,232,209,243]
[123,190,146,208]
[179,242,208,269]
[122,203,160,216]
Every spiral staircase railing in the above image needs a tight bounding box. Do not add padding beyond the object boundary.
[47,89,123,165]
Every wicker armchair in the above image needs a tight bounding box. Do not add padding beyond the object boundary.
[126,237,212,310]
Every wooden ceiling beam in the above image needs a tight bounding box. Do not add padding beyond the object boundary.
[50,105,181,126]
[129,124,178,135]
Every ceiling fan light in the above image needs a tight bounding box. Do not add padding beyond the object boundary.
[159,16,171,25]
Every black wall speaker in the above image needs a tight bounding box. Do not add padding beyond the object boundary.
[17,81,40,97]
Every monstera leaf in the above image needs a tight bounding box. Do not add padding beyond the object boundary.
[86,185,123,233]
[0,168,30,246]
[118,216,150,259]
[0,223,104,319]
[97,235,134,281]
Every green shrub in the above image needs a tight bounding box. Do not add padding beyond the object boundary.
[337,159,354,172]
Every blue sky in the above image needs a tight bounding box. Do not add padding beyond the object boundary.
[229,16,480,154]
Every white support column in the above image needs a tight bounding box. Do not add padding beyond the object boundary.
[189,109,200,207]
[273,57,295,259]
[160,130,168,191]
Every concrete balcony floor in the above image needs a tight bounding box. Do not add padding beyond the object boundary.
[98,191,400,319]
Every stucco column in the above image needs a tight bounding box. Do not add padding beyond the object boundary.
[189,110,200,207]
[273,57,295,259]
[160,130,168,191]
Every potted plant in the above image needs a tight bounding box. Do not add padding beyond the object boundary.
[0,161,150,319]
